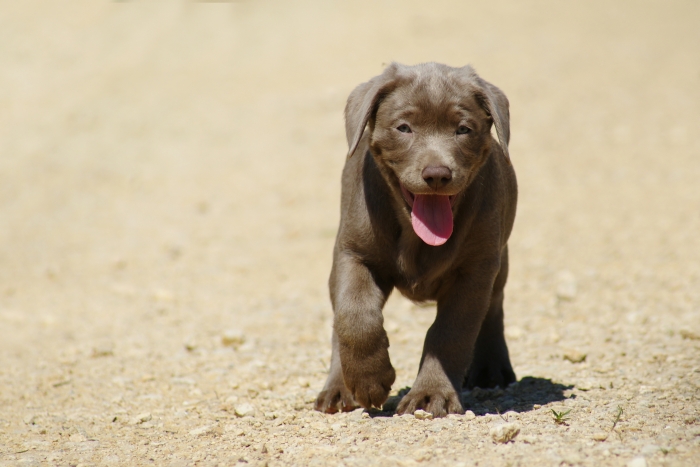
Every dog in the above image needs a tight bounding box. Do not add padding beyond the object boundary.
[315,62,517,417]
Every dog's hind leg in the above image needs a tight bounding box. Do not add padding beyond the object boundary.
[464,245,516,389]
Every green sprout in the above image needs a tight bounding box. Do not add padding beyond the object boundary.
[551,409,571,425]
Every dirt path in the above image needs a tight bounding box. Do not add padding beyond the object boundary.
[1,1,699,466]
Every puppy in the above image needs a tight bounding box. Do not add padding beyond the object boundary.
[315,62,517,417]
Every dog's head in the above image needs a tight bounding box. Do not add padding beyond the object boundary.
[345,62,510,246]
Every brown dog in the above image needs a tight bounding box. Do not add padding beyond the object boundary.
[315,62,517,417]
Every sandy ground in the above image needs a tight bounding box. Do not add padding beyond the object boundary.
[1,1,699,466]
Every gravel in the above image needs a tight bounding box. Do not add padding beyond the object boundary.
[1,1,699,466]
[490,423,521,444]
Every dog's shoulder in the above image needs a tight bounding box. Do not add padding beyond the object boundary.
[337,144,400,255]
[465,141,517,246]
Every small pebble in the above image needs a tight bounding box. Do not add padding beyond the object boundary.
[490,422,520,443]
[131,412,152,425]
[23,414,38,425]
[680,330,700,340]
[224,424,242,433]
[170,377,196,386]
[626,457,647,467]
[91,345,114,358]
[222,329,246,348]
[184,340,197,352]
[505,326,524,339]
[464,410,476,420]
[414,410,434,420]
[189,425,213,436]
[592,432,608,441]
[564,350,587,363]
[234,403,255,417]
[576,380,595,391]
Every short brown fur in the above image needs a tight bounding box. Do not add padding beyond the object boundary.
[315,62,517,417]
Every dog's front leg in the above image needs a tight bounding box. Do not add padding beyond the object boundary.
[318,252,395,411]
[397,260,500,417]
[315,329,360,413]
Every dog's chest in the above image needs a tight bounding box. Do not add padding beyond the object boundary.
[392,237,460,301]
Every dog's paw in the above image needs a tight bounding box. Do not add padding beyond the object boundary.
[396,383,464,418]
[341,349,396,410]
[464,343,516,389]
[314,384,359,414]
[348,374,394,410]
[465,360,516,389]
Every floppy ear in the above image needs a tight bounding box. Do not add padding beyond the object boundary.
[345,63,401,158]
[465,67,511,163]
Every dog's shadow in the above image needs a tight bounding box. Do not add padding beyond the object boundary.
[378,376,574,417]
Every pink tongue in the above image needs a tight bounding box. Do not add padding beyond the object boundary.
[411,194,453,246]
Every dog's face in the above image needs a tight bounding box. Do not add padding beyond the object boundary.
[345,63,510,246]
[370,77,493,198]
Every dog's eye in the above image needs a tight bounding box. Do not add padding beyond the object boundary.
[396,124,412,133]
[456,125,471,135]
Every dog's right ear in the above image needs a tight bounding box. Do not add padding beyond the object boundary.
[345,63,401,158]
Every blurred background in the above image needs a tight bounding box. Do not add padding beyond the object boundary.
[0,0,699,460]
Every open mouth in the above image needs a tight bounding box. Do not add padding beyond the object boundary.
[400,185,457,208]
[400,184,457,247]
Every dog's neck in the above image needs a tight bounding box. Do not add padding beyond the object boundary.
[362,148,493,299]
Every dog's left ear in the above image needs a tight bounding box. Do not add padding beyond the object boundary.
[345,63,403,158]
[464,67,511,163]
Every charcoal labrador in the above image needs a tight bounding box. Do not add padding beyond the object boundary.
[315,62,517,417]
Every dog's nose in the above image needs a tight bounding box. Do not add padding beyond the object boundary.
[422,165,452,190]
